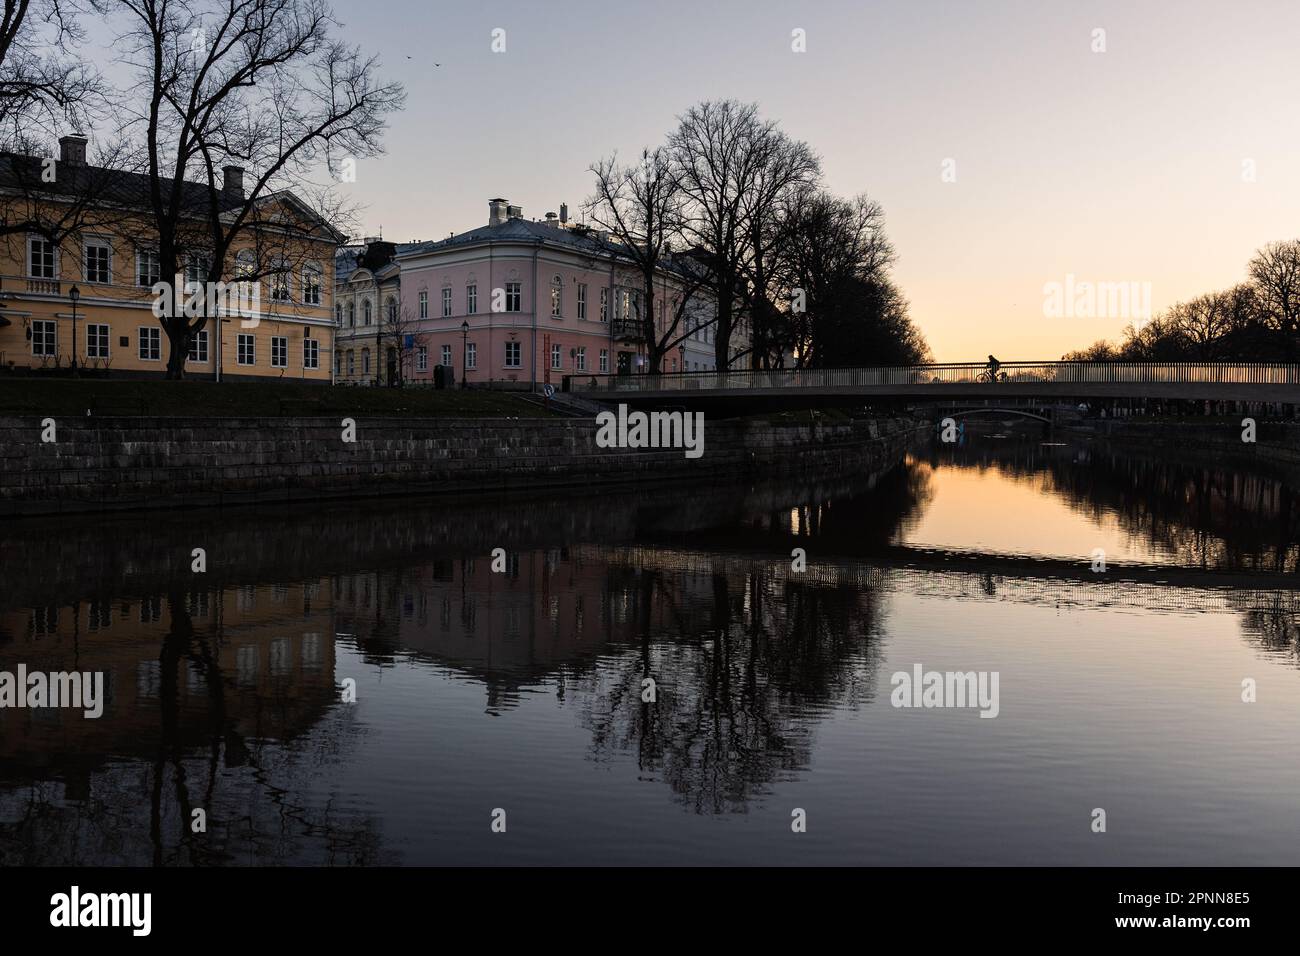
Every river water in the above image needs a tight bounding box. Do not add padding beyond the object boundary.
[3,427,1300,865]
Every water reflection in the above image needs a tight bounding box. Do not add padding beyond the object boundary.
[4,429,1300,864]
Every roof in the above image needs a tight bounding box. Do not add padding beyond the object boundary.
[398,217,709,282]
[0,151,346,242]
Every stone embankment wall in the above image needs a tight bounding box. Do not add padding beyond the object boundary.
[0,415,921,515]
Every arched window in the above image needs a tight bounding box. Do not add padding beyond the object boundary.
[347,350,355,375]
[363,299,372,326]
[347,302,355,327]
[335,303,342,326]
[386,296,397,324]
[551,275,563,317]
[362,348,370,374]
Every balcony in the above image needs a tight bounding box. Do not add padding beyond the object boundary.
[26,278,62,295]
[611,316,645,343]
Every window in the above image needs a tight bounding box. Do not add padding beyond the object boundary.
[85,323,109,359]
[386,297,397,324]
[599,348,609,373]
[269,268,291,302]
[441,344,452,367]
[505,341,521,367]
[551,276,562,317]
[362,299,372,326]
[578,283,587,319]
[237,333,255,366]
[271,335,288,368]
[185,253,210,284]
[347,302,355,327]
[302,264,323,305]
[362,348,370,374]
[465,342,477,369]
[442,287,452,318]
[576,347,586,371]
[467,284,477,314]
[189,329,209,363]
[551,344,562,370]
[31,319,56,356]
[84,240,111,283]
[347,350,355,376]
[139,327,161,361]
[303,337,319,369]
[28,237,56,278]
[419,290,428,319]
[137,249,160,287]
[599,287,608,322]
[417,345,428,371]
[505,282,521,312]
[335,303,342,326]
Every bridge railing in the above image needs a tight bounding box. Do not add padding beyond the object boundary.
[567,362,1300,393]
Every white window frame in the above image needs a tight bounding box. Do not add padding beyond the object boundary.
[189,329,210,364]
[599,348,609,373]
[271,335,288,368]
[302,264,323,306]
[467,284,477,314]
[237,333,256,366]
[551,277,562,317]
[28,236,56,279]
[138,326,161,361]
[442,286,452,318]
[86,323,110,359]
[599,287,608,322]
[576,347,586,371]
[551,344,562,370]
[303,337,320,369]
[441,344,452,367]
[418,290,428,319]
[83,238,111,284]
[505,340,521,368]
[465,342,477,369]
[577,283,587,319]
[505,282,521,312]
[417,345,428,371]
[31,319,56,356]
[137,249,160,288]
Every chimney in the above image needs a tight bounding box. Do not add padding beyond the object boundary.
[488,198,508,226]
[559,203,569,224]
[545,212,558,227]
[222,165,245,199]
[507,204,522,220]
[58,134,87,167]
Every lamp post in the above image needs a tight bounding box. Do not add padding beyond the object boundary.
[68,285,80,376]
[460,319,469,389]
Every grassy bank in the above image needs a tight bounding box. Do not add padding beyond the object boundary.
[0,378,557,418]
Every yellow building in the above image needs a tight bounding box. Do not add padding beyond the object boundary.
[0,135,343,381]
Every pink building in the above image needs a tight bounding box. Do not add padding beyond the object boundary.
[394,199,732,389]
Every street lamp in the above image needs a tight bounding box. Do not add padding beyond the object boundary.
[68,285,80,376]
[460,319,470,389]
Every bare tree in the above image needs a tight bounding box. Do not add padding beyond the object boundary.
[0,0,101,140]
[669,100,779,370]
[109,0,405,377]
[378,304,424,386]
[586,147,691,374]
[1248,239,1300,351]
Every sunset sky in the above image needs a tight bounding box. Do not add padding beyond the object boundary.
[101,0,1300,361]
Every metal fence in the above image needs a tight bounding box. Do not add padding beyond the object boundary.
[569,362,1300,393]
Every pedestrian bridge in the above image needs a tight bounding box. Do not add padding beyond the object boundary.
[567,362,1300,406]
